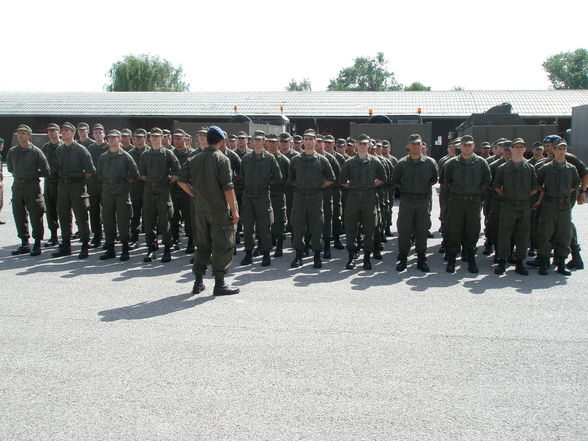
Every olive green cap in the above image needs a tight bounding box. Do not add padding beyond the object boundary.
[133,128,147,137]
[107,129,121,138]
[237,131,248,138]
[532,142,544,149]
[461,135,475,145]
[173,129,186,137]
[316,135,324,142]
[492,137,507,147]
[511,137,525,146]
[16,124,32,133]
[336,138,346,147]
[323,135,335,143]
[252,130,266,140]
[121,128,132,136]
[502,140,512,150]
[356,134,370,143]
[150,127,163,136]
[229,134,237,141]
[279,132,291,142]
[376,140,382,147]
[303,129,317,138]
[77,122,89,130]
[92,123,105,131]
[382,140,391,147]
[347,138,356,145]
[198,126,208,134]
[480,141,491,148]
[554,139,568,147]
[293,135,303,142]
[452,137,462,145]
[62,122,76,131]
[408,134,422,144]
[47,123,60,131]
[266,134,278,142]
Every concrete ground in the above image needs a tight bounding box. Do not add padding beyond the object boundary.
[0,169,586,440]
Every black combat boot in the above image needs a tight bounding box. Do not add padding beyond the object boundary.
[240,250,253,265]
[514,259,528,276]
[30,240,42,256]
[373,249,383,260]
[78,241,89,259]
[323,240,331,259]
[313,250,322,269]
[143,246,156,263]
[333,234,344,250]
[100,244,116,260]
[161,245,172,263]
[446,254,456,273]
[363,251,372,270]
[538,256,549,276]
[120,242,130,261]
[396,254,407,272]
[438,240,446,254]
[172,239,180,251]
[213,274,239,296]
[129,232,139,250]
[90,232,102,249]
[11,240,31,256]
[185,237,194,254]
[527,247,536,257]
[527,256,541,267]
[416,253,430,272]
[273,239,283,257]
[494,258,506,275]
[261,251,271,267]
[345,250,356,269]
[468,256,479,273]
[507,248,517,264]
[556,256,571,276]
[52,239,72,257]
[566,250,584,270]
[461,249,470,262]
[192,274,205,295]
[482,242,493,256]
[290,250,303,268]
[303,243,310,257]
[45,229,59,247]
[385,226,393,237]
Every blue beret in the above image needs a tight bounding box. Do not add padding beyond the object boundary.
[543,135,561,144]
[208,126,226,139]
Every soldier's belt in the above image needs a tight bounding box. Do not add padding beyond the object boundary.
[348,188,376,196]
[295,188,322,195]
[103,178,128,184]
[449,193,480,201]
[245,187,270,196]
[59,177,84,184]
[401,192,428,200]
[503,199,529,207]
[544,195,570,203]
[13,178,40,184]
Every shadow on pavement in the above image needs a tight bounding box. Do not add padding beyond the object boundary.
[98,292,214,321]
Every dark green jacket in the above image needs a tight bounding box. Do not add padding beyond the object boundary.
[55,142,95,179]
[339,154,386,190]
[391,154,438,194]
[6,144,50,181]
[441,154,491,195]
[537,160,579,198]
[139,147,181,188]
[96,149,139,191]
[289,151,335,190]
[241,150,282,191]
[40,141,63,180]
[494,160,539,201]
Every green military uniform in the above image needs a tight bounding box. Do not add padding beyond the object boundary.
[493,155,538,274]
[283,148,299,234]
[76,122,94,150]
[138,134,181,258]
[179,146,236,279]
[96,135,139,258]
[536,147,579,274]
[441,136,491,273]
[6,130,50,254]
[87,136,109,245]
[40,129,63,244]
[392,151,438,270]
[437,147,457,252]
[319,148,341,257]
[240,141,282,261]
[270,151,289,254]
[128,129,149,245]
[339,150,386,268]
[170,142,195,250]
[289,141,335,267]
[332,140,348,248]
[485,154,508,256]
[53,125,96,257]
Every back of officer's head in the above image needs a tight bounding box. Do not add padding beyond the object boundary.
[207,126,225,146]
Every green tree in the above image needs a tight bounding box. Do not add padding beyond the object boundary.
[286,78,312,91]
[105,54,190,92]
[404,82,431,91]
[328,52,402,91]
[542,48,588,89]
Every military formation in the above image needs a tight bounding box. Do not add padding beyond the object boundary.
[3,121,587,295]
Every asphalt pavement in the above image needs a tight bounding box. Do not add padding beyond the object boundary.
[0,169,586,441]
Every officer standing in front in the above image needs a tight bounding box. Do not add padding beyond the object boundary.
[52,122,95,259]
[339,134,386,270]
[178,126,240,296]
[96,130,139,261]
[441,135,491,273]
[392,134,439,272]
[139,128,181,263]
[6,124,50,256]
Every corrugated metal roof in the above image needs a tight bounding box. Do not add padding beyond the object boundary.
[0,90,586,118]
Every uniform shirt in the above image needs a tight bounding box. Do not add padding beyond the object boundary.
[289,151,335,190]
[138,147,181,188]
[494,160,539,201]
[40,141,63,180]
[96,149,139,192]
[536,153,588,179]
[235,147,251,159]
[78,138,94,149]
[441,154,491,195]
[391,154,438,194]
[178,146,234,213]
[438,154,455,171]
[223,148,241,184]
[339,154,387,191]
[537,160,580,198]
[55,142,95,178]
[240,150,282,191]
[270,152,290,196]
[6,144,50,181]
[322,151,341,182]
[284,150,299,162]
[87,142,109,184]
[171,147,195,193]
[489,157,507,184]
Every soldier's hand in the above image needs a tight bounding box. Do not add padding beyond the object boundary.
[169,175,178,183]
[577,192,585,205]
[231,212,240,224]
[532,202,541,211]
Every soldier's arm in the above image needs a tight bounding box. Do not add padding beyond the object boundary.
[168,151,181,183]
[430,159,439,186]
[374,160,386,187]
[530,168,540,196]
[271,156,282,184]
[287,160,295,185]
[391,161,402,188]
[177,160,193,197]
[82,147,95,178]
[126,154,139,182]
[493,166,504,196]
[480,161,492,190]
[37,148,50,178]
[6,148,13,174]
[322,157,335,188]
